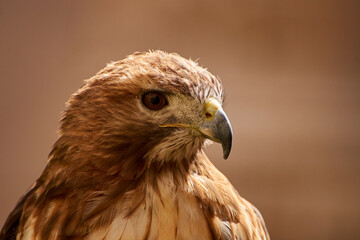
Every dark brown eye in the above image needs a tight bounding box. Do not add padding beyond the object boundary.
[142,91,167,110]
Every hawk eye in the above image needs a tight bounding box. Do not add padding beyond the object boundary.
[142,91,167,110]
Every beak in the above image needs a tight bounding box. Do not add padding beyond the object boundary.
[199,98,233,159]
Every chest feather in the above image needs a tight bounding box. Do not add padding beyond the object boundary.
[88,174,212,240]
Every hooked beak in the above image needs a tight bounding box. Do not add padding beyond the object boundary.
[199,98,233,159]
[159,98,233,159]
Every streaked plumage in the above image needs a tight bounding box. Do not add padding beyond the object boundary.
[0,50,269,240]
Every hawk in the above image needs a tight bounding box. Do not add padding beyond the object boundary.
[0,51,269,240]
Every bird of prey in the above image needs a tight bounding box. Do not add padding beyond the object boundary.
[0,51,269,240]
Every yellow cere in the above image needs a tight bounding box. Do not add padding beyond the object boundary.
[203,98,221,121]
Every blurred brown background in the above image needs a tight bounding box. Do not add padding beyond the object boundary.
[0,0,359,239]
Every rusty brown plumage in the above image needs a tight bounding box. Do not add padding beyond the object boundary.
[0,50,269,240]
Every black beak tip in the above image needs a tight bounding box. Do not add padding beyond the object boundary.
[222,138,232,160]
[223,150,230,160]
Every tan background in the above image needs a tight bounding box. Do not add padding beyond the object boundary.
[0,0,359,239]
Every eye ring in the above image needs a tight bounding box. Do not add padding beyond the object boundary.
[142,91,168,110]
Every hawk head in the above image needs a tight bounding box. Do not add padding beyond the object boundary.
[1,51,271,240]
[58,50,232,176]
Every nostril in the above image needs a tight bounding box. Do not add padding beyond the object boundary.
[205,112,212,119]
